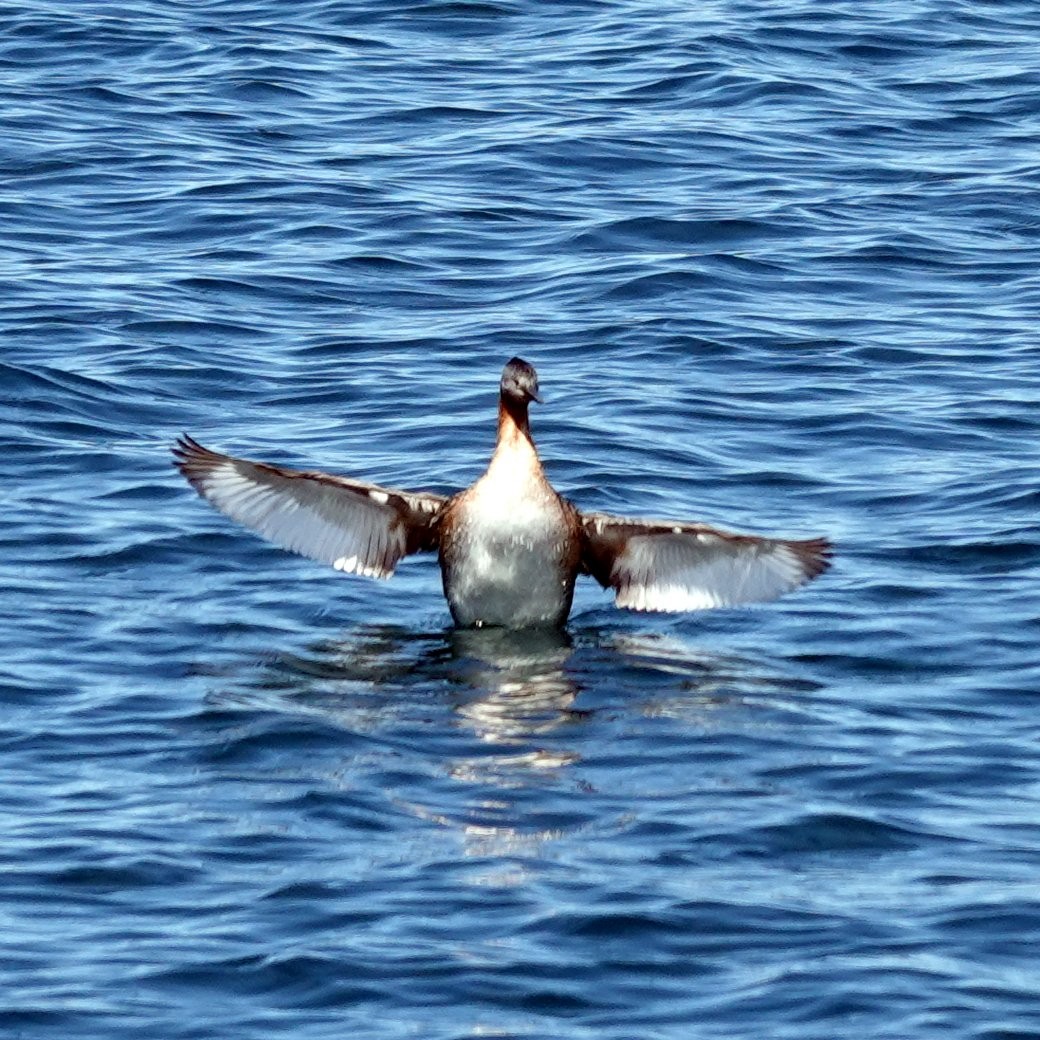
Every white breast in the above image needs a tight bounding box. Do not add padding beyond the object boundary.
[441,467,575,628]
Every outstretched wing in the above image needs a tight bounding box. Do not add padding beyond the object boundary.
[172,435,446,579]
[580,511,831,612]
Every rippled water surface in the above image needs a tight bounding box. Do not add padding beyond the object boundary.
[4,2,1040,1037]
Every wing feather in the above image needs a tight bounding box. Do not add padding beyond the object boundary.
[581,511,831,612]
[172,435,446,579]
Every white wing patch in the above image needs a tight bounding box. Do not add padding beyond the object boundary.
[582,512,831,613]
[173,436,445,579]
[614,532,817,611]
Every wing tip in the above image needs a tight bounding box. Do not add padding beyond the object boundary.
[171,434,228,493]
[787,536,834,584]
[171,432,207,458]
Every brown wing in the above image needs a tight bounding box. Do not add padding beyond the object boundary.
[172,435,446,578]
[581,511,831,612]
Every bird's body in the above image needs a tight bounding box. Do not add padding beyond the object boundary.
[438,393,580,628]
[173,358,830,629]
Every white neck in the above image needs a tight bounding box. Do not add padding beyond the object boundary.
[488,398,543,483]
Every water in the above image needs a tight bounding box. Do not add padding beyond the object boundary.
[3,1,1040,1037]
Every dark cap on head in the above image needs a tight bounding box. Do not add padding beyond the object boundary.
[500,357,543,405]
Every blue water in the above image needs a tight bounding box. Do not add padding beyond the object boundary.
[4,1,1040,1037]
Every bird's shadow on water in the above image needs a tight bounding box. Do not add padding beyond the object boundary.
[214,620,822,769]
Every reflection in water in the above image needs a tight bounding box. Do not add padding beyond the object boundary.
[214,624,820,863]
[448,626,581,753]
[225,622,817,755]
[229,624,586,752]
[604,631,822,721]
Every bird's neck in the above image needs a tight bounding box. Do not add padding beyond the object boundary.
[489,395,541,478]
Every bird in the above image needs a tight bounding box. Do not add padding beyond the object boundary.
[173,357,831,629]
